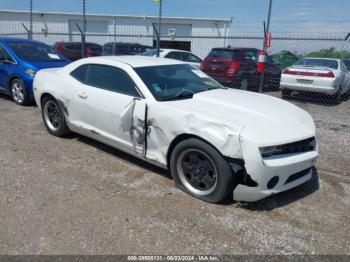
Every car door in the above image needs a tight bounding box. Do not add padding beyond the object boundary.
[0,44,15,92]
[165,51,184,62]
[72,63,145,151]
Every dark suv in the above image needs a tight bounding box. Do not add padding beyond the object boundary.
[200,48,281,91]
[54,42,103,61]
[103,42,153,56]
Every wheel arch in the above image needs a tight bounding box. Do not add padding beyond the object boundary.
[166,133,226,168]
[40,92,56,106]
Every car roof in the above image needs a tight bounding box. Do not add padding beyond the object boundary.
[161,48,191,53]
[302,57,340,61]
[212,47,259,51]
[0,37,46,45]
[56,41,101,45]
[82,55,187,68]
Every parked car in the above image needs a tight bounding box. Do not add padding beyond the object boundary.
[272,51,300,69]
[33,56,318,203]
[280,58,350,103]
[103,42,153,56]
[54,42,103,61]
[142,48,202,68]
[0,38,69,105]
[200,47,282,91]
[342,59,350,71]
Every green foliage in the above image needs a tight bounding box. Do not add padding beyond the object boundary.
[307,47,350,59]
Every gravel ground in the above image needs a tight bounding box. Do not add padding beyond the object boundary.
[0,92,349,255]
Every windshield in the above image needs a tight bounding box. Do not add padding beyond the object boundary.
[8,42,66,61]
[294,58,338,69]
[135,64,223,101]
[142,49,163,56]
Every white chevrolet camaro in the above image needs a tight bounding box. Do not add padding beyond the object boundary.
[33,56,318,203]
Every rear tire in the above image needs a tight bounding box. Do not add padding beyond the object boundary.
[281,89,291,100]
[170,138,236,203]
[330,89,342,105]
[42,96,70,137]
[239,77,249,91]
[10,78,31,106]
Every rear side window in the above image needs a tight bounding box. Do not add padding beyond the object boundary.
[207,49,237,59]
[244,50,258,61]
[70,65,88,82]
[86,44,102,53]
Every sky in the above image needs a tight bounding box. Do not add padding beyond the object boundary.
[0,0,350,36]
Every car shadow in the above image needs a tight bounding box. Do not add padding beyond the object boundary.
[0,93,37,107]
[0,93,11,101]
[64,132,171,180]
[239,167,320,211]
[284,92,348,107]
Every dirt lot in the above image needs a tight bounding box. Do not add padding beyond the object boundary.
[0,92,349,255]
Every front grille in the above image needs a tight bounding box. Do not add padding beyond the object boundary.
[285,168,312,184]
[281,137,316,155]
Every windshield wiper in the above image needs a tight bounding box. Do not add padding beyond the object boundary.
[161,89,195,101]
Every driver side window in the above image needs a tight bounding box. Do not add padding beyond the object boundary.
[70,64,142,98]
[0,45,14,63]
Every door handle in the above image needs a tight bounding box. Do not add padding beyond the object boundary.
[78,93,88,99]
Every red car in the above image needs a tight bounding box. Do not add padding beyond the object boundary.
[200,47,281,91]
[54,42,103,61]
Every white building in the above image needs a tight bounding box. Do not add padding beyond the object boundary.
[0,10,232,57]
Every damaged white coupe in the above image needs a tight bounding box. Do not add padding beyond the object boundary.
[33,56,318,203]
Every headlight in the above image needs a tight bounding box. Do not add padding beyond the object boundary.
[25,69,36,77]
[259,146,284,158]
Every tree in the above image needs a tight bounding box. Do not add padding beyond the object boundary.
[307,47,350,59]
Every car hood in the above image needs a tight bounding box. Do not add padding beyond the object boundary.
[24,60,70,71]
[169,88,315,145]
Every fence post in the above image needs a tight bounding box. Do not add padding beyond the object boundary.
[81,0,87,59]
[156,0,163,57]
[258,0,273,93]
[28,0,33,39]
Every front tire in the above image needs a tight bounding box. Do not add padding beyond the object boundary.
[170,138,236,203]
[10,78,31,105]
[42,96,70,137]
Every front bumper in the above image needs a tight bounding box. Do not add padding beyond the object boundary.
[233,137,318,202]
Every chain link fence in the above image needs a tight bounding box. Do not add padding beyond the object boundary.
[1,28,350,132]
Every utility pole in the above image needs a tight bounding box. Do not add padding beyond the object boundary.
[156,0,163,57]
[258,0,273,93]
[82,0,87,58]
[29,0,33,39]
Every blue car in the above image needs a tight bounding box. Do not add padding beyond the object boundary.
[0,38,69,105]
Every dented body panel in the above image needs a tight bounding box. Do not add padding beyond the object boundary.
[33,56,318,202]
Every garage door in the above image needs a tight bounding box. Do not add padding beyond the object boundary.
[153,23,192,38]
[69,20,108,44]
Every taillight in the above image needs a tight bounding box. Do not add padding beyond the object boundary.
[283,68,335,78]
[228,61,240,73]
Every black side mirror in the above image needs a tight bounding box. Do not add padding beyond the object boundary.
[0,57,12,63]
